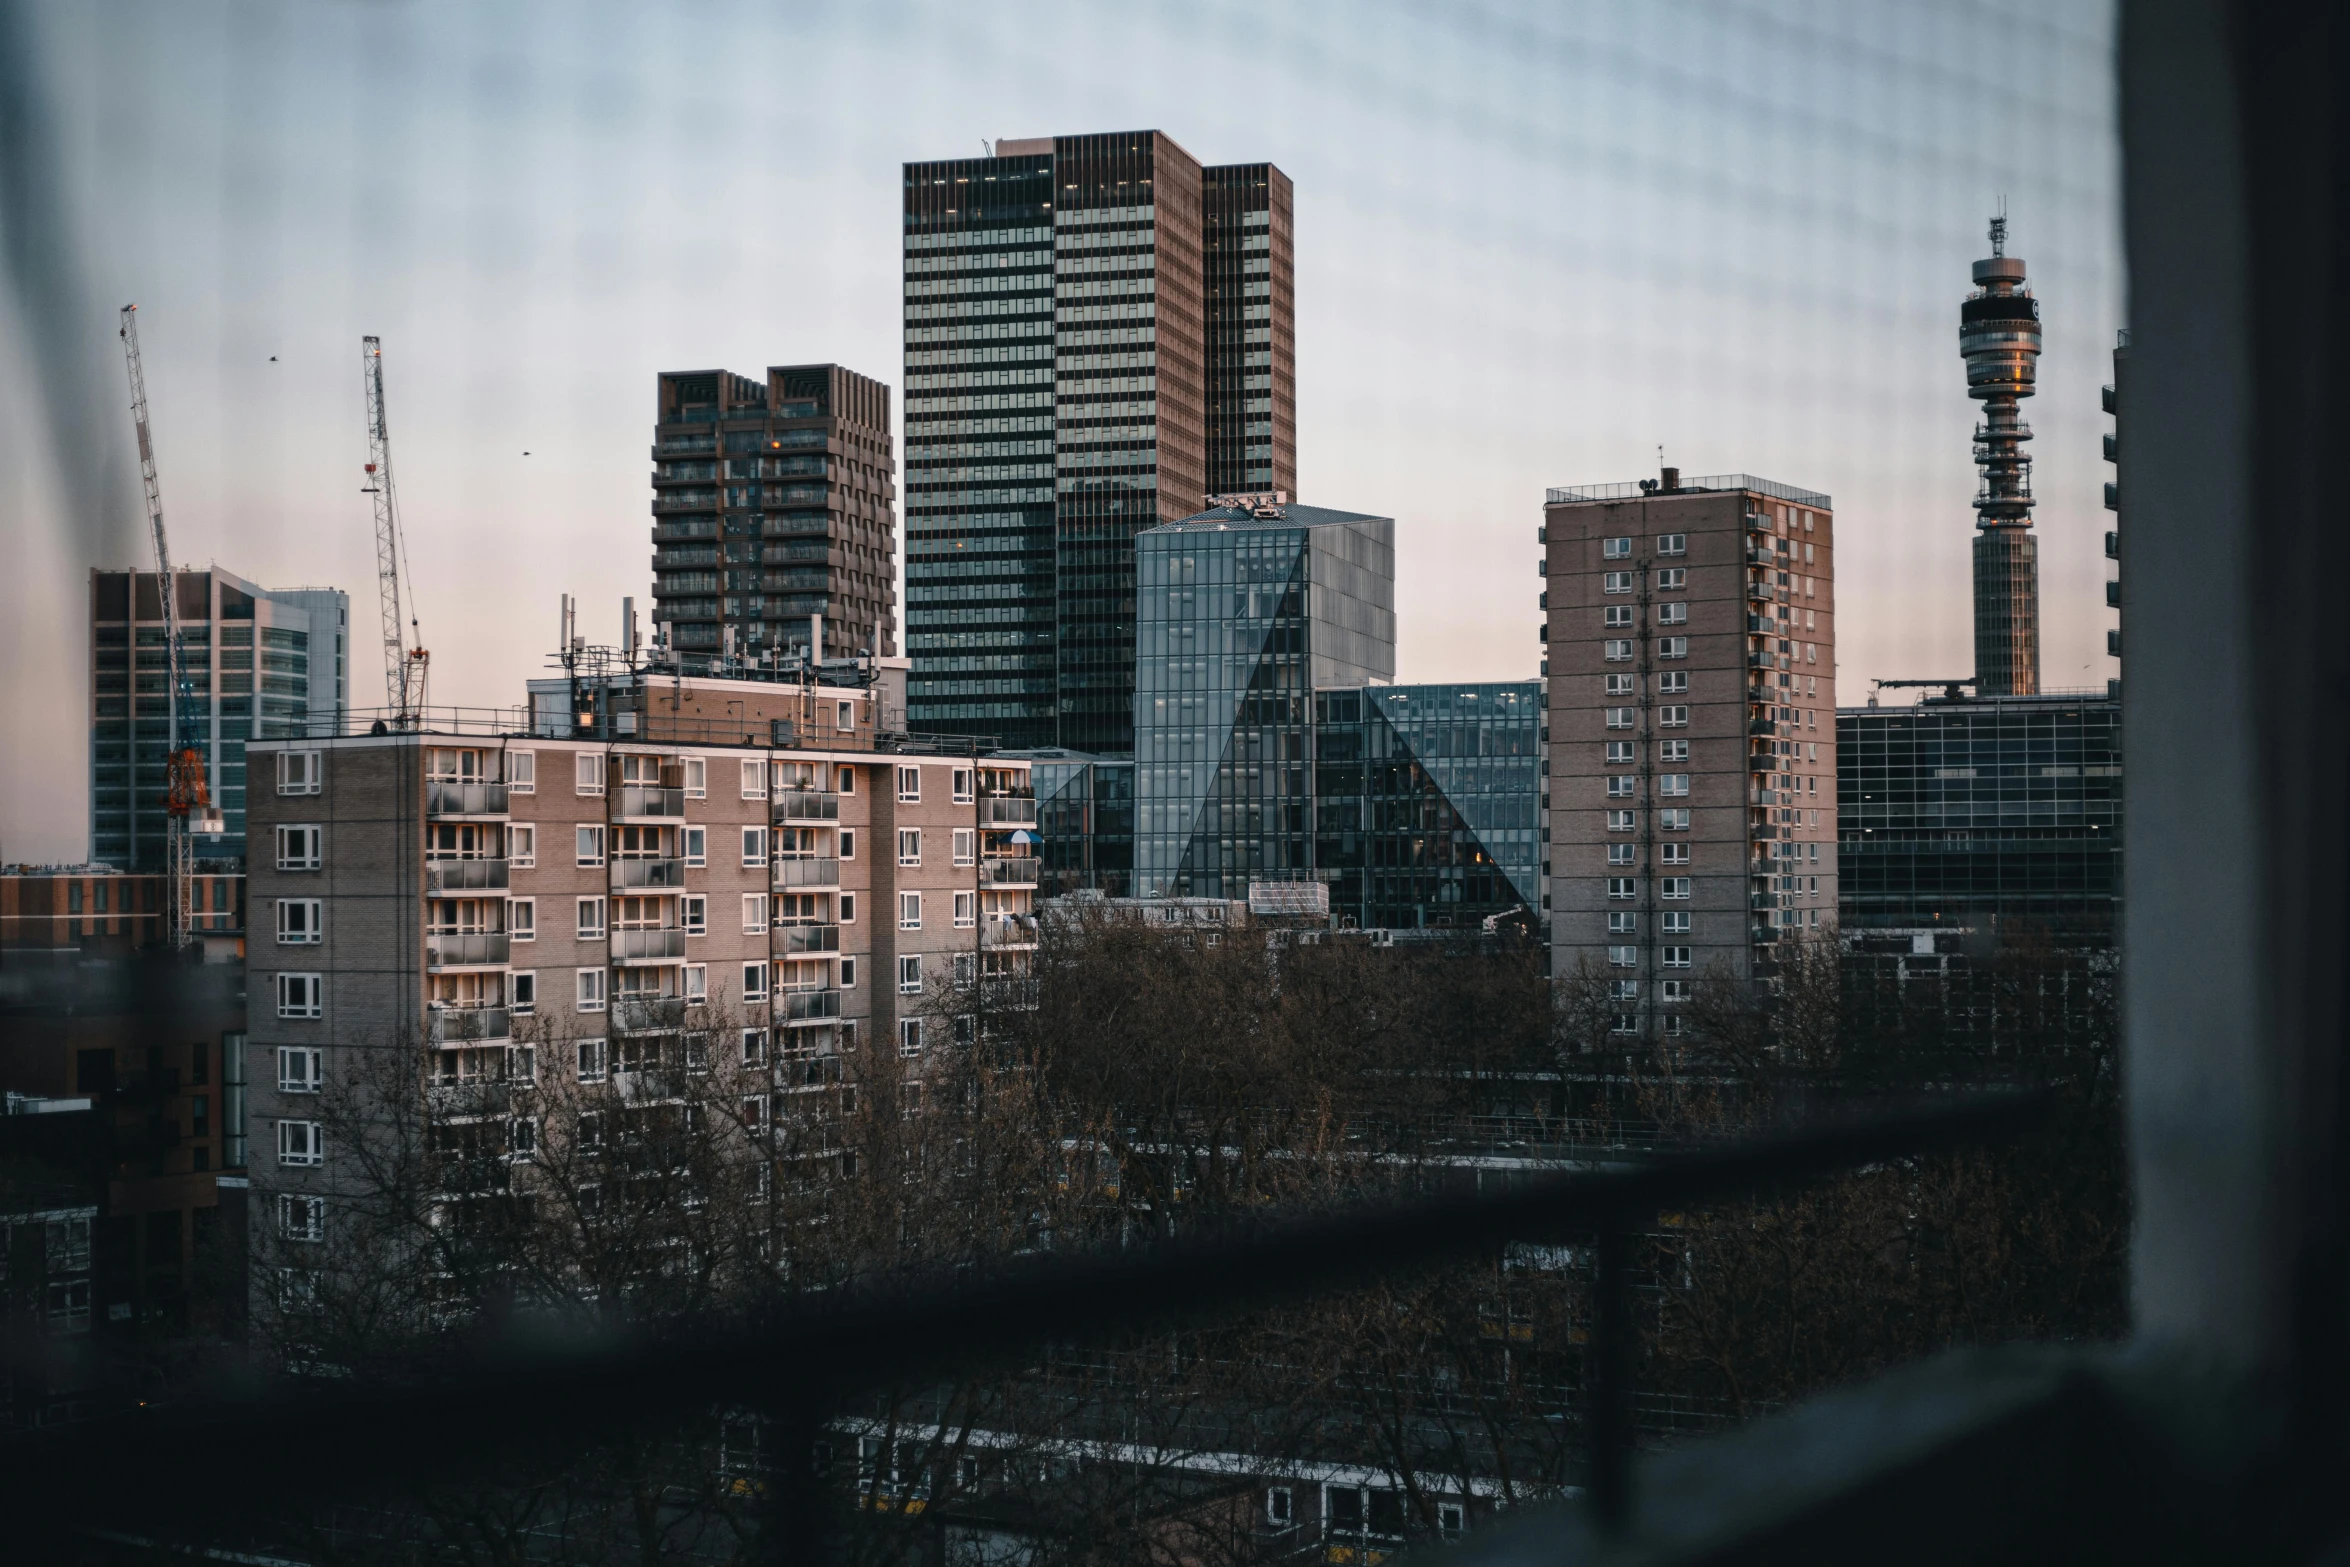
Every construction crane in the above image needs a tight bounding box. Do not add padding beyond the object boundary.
[361,337,428,724]
[118,304,222,950]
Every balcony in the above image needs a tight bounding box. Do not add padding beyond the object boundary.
[979,795,1039,827]
[618,784,685,820]
[982,856,1041,888]
[780,989,842,1025]
[428,1006,512,1044]
[425,1079,514,1119]
[983,915,1039,949]
[1748,719,1781,737]
[653,492,718,512]
[1748,647,1781,670]
[427,781,509,818]
[427,931,510,969]
[611,857,688,889]
[774,857,841,888]
[612,996,687,1034]
[611,928,688,962]
[1749,751,1776,774]
[2106,580,2121,608]
[773,791,841,822]
[775,922,842,956]
[426,858,510,893]
[1746,578,1777,603]
[652,519,718,542]
[2106,530,2121,559]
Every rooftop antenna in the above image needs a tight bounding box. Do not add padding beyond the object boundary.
[1990,196,2008,257]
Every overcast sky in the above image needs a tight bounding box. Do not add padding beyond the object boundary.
[0,0,2118,863]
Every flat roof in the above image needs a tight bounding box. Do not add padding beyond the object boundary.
[1545,474,1832,508]
[1146,501,1391,534]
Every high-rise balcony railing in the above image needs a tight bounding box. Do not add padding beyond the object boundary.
[611,857,687,889]
[428,1005,511,1044]
[775,923,841,956]
[982,915,1039,949]
[774,858,841,889]
[979,795,1039,827]
[612,928,688,962]
[780,989,841,1024]
[982,856,1041,888]
[426,858,510,893]
[773,791,840,822]
[427,781,509,818]
[426,932,510,969]
[612,997,686,1034]
[618,785,685,820]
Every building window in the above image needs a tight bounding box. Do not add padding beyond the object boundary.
[899,1017,923,1056]
[838,764,857,794]
[839,956,856,989]
[1601,605,1633,629]
[742,894,769,934]
[1660,739,1689,761]
[276,973,323,1019]
[574,753,603,796]
[741,1028,768,1066]
[685,964,707,1003]
[952,767,975,803]
[1610,980,1639,1002]
[898,829,922,866]
[1604,673,1634,697]
[1602,571,1634,594]
[1658,602,1688,625]
[1663,911,1692,934]
[741,759,766,800]
[741,826,768,867]
[276,1120,322,1167]
[681,757,705,798]
[576,825,605,867]
[1607,911,1636,935]
[1605,741,1635,764]
[1660,774,1690,796]
[276,1046,322,1093]
[576,967,609,1012]
[839,891,856,924]
[1658,671,1689,695]
[1660,807,1690,830]
[898,955,923,994]
[1656,567,1686,589]
[676,825,706,867]
[742,962,768,1003]
[274,824,322,871]
[1659,705,1690,727]
[1606,843,1635,866]
[509,898,535,942]
[897,766,921,802]
[1602,536,1632,559]
[1602,638,1633,661]
[954,890,977,928]
[900,892,921,930]
[278,750,321,795]
[1606,776,1635,798]
[509,824,536,868]
[952,828,975,866]
[511,971,537,1014]
[1660,979,1691,1002]
[1605,809,1635,832]
[1605,707,1635,729]
[1661,843,1691,865]
[576,897,605,939]
[1661,877,1692,899]
[1610,1012,1639,1033]
[1605,877,1636,901]
[1659,636,1688,659]
[1657,533,1687,555]
[1268,1487,1294,1527]
[1608,945,1637,968]
[1662,945,1692,968]
[277,1194,325,1242]
[507,751,535,793]
[839,829,856,861]
[683,894,706,935]
[577,1039,607,1082]
[276,898,322,945]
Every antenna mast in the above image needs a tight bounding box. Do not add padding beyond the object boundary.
[119,304,221,948]
[362,337,428,723]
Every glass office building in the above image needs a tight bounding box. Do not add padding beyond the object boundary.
[1133,499,1393,899]
[1315,683,1543,930]
[1837,692,2121,936]
[1025,751,1136,899]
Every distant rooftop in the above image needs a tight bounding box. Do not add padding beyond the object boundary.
[1546,473,1832,508]
[1148,499,1391,534]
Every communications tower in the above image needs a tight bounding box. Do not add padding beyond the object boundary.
[1960,212,2042,695]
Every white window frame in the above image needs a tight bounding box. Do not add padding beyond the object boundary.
[1606,877,1636,900]
[1605,808,1635,832]
[839,891,857,924]
[1662,945,1693,968]
[1661,842,1691,865]
[899,1017,923,1056]
[274,824,322,871]
[276,898,322,946]
[838,764,857,794]
[507,750,535,793]
[1601,570,1634,594]
[576,825,605,867]
[953,890,977,928]
[277,750,322,795]
[1661,807,1691,831]
[1605,707,1634,729]
[1606,776,1635,798]
[839,955,856,989]
[742,893,769,935]
[741,759,767,800]
[510,970,537,1014]
[1660,705,1690,727]
[682,756,706,798]
[1656,567,1686,589]
[1659,636,1688,659]
[1663,910,1692,934]
[741,1028,768,1066]
[1601,605,1633,628]
[742,962,769,1003]
[1661,739,1690,761]
[1602,536,1632,559]
[277,1193,326,1242]
[509,898,536,942]
[683,894,707,935]
[1605,741,1635,764]
[899,892,921,931]
[276,1119,322,1167]
[575,752,604,797]
[575,967,607,1012]
[276,972,323,1019]
[1658,533,1687,555]
[1658,671,1689,694]
[276,1045,322,1093]
[1662,877,1693,899]
[682,825,705,867]
[1658,601,1688,624]
[510,823,536,868]
[1660,774,1691,797]
[898,955,922,994]
[952,828,976,866]
[952,767,975,803]
[1603,638,1633,662]
[898,829,922,866]
[897,766,921,802]
[1605,843,1635,866]
[838,828,856,861]
[576,897,606,940]
[742,826,768,868]
[1604,674,1634,697]
[577,1038,608,1083]
[1607,911,1636,935]
[685,963,707,1003]
[1608,945,1637,968]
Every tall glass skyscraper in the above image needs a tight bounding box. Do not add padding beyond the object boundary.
[902,131,1296,754]
[1132,499,1393,899]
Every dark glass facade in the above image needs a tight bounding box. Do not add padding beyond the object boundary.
[1133,503,1393,898]
[1023,752,1135,899]
[903,132,1296,756]
[649,364,897,662]
[1837,694,2121,934]
[1201,164,1295,499]
[1315,683,1543,930]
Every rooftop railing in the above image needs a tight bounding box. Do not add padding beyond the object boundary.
[1546,474,1833,508]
